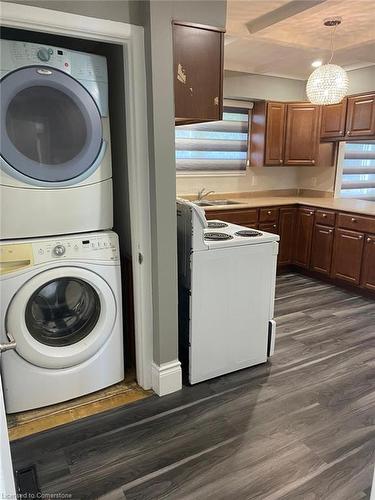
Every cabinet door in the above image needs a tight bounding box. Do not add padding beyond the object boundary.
[332,229,364,284]
[320,100,347,139]
[346,93,375,138]
[310,224,334,275]
[265,102,286,165]
[259,222,278,234]
[284,103,320,166]
[278,207,297,266]
[173,22,224,124]
[361,234,375,291]
[293,208,315,268]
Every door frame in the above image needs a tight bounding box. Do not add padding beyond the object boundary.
[0,2,154,389]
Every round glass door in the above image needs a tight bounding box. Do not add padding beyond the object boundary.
[0,66,103,183]
[6,267,116,369]
[25,278,101,347]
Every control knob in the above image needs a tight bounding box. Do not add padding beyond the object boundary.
[53,244,66,257]
[37,47,52,62]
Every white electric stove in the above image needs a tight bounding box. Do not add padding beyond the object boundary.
[177,199,279,384]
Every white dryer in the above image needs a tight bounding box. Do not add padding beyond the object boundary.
[0,40,113,239]
[0,231,124,413]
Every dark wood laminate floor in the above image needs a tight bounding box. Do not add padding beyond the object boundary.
[10,273,375,500]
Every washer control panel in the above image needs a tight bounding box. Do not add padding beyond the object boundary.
[32,233,119,264]
[4,40,72,73]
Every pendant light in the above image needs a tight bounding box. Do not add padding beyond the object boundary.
[306,17,349,105]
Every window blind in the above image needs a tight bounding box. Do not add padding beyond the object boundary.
[175,107,249,173]
[340,142,375,201]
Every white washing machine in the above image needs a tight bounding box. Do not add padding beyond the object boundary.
[0,39,113,239]
[0,231,124,413]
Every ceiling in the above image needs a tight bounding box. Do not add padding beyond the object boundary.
[225,0,375,80]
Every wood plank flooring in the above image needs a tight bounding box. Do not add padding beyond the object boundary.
[10,273,375,499]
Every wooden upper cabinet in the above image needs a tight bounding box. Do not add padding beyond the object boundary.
[293,207,315,268]
[173,21,224,125]
[320,99,347,139]
[265,102,286,165]
[284,104,320,166]
[346,93,375,138]
[361,234,375,291]
[332,229,364,285]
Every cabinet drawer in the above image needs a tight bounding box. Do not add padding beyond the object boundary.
[315,210,336,226]
[259,222,278,234]
[205,208,258,225]
[337,213,375,233]
[259,207,279,223]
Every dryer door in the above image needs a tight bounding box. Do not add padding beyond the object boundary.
[6,267,116,369]
[0,66,103,186]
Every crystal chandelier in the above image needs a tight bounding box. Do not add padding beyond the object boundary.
[306,18,349,105]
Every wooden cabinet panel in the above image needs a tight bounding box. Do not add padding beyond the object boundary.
[259,207,279,223]
[361,234,375,291]
[259,222,278,234]
[278,207,297,266]
[311,224,334,276]
[293,207,315,268]
[265,102,286,165]
[284,104,320,166]
[337,213,375,234]
[320,100,347,139]
[332,229,364,284]
[205,208,258,225]
[346,93,375,138]
[315,209,336,226]
[173,22,224,124]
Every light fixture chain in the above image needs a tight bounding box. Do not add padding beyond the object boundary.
[328,23,337,64]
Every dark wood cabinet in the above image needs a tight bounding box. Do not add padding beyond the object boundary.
[293,207,315,268]
[346,93,375,138]
[259,222,278,234]
[278,207,297,266]
[361,234,375,291]
[310,224,334,276]
[173,21,224,125]
[284,104,320,166]
[332,229,364,285]
[265,102,286,165]
[320,99,347,139]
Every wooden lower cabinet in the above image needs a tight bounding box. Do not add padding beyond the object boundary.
[332,229,364,285]
[311,224,334,275]
[293,207,315,268]
[361,234,375,291]
[278,207,297,265]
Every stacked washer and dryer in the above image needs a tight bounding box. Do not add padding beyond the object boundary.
[0,40,124,413]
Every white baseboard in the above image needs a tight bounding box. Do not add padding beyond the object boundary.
[152,360,182,396]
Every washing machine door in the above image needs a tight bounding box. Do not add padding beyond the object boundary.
[6,267,117,369]
[0,66,104,186]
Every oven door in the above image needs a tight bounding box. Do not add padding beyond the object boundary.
[0,66,104,187]
[6,267,116,369]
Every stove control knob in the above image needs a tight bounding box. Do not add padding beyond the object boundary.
[53,244,66,257]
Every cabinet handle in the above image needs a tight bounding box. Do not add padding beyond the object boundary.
[273,224,277,228]
[347,131,351,135]
[339,130,343,134]
[329,229,333,233]
[322,213,327,217]
[367,237,372,243]
[267,210,272,215]
[312,160,315,164]
[309,211,314,215]
[358,235,363,240]
[351,217,357,222]
[279,159,283,164]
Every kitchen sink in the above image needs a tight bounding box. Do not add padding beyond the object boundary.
[192,199,242,207]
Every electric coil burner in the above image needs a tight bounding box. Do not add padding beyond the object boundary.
[235,230,262,237]
[207,221,228,229]
[204,232,233,241]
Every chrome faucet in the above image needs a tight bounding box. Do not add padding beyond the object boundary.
[197,187,215,201]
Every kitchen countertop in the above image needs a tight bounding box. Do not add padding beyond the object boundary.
[195,196,375,217]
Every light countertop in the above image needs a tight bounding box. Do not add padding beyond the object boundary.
[180,195,375,217]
